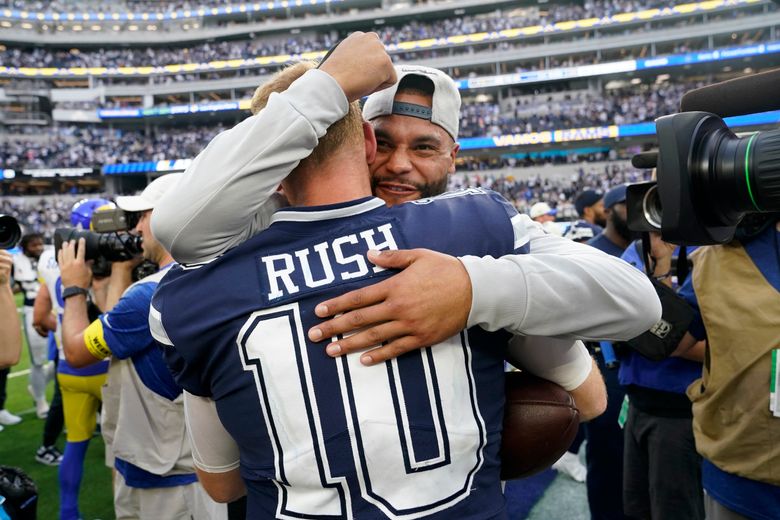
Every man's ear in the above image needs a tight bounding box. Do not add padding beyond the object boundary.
[447,142,460,174]
[363,121,377,165]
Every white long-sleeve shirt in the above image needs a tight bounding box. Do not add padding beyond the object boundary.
[152,68,661,342]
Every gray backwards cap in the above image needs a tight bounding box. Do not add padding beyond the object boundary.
[362,65,461,140]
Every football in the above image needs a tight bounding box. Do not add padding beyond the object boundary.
[500,371,581,480]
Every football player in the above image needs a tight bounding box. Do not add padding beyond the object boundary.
[151,50,603,518]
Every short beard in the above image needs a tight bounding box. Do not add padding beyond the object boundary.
[371,175,450,200]
[611,210,633,242]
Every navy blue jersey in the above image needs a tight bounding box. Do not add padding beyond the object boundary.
[153,189,529,520]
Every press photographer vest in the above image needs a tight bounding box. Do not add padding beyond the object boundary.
[100,269,195,479]
[687,242,780,485]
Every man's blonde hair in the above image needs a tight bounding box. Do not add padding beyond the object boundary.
[250,61,364,168]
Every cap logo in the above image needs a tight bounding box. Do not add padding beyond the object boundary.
[391,102,432,121]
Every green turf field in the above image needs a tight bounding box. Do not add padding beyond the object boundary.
[0,295,114,520]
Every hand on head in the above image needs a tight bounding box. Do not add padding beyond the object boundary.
[319,32,396,103]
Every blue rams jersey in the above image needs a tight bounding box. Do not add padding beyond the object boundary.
[152,190,530,520]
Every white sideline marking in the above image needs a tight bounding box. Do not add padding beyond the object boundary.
[9,369,31,379]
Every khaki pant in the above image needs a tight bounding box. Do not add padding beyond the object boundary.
[114,472,227,520]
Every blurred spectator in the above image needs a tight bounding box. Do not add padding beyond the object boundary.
[562,189,605,242]
[530,201,563,236]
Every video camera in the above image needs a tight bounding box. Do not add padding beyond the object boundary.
[627,68,780,245]
[53,206,142,263]
[0,215,21,250]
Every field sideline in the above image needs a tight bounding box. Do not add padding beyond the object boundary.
[0,295,113,520]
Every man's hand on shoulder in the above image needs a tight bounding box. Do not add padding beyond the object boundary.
[308,249,472,366]
[319,31,396,103]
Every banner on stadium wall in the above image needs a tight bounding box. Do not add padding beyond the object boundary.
[102,159,193,175]
[22,167,96,177]
[0,0,762,80]
[98,101,242,119]
[101,110,780,172]
[455,111,780,150]
[0,167,98,178]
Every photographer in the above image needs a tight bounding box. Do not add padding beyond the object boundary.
[0,250,21,368]
[59,174,225,520]
[673,215,780,520]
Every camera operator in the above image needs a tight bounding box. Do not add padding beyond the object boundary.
[59,174,226,520]
[618,231,705,520]
[0,250,21,369]
[673,214,780,520]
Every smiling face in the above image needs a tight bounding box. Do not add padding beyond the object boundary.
[368,92,459,206]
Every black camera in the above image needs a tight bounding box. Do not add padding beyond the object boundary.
[90,207,141,234]
[0,215,21,250]
[53,202,145,263]
[627,71,780,245]
[53,228,142,263]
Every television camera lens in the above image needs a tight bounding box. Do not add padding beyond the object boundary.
[641,185,663,230]
[0,215,22,250]
[643,111,780,244]
[54,228,143,262]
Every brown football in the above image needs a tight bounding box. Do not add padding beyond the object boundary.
[500,371,580,480]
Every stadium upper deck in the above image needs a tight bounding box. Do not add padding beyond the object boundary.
[0,0,774,84]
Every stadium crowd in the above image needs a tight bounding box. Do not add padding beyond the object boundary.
[0,196,78,241]
[0,0,265,12]
[458,81,700,137]
[1,0,689,70]
[1,124,227,170]
[1,161,646,240]
[4,79,700,169]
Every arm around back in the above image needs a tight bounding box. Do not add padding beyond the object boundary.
[183,392,245,503]
[463,216,662,340]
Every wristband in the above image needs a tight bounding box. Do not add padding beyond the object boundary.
[62,286,89,300]
[654,272,672,281]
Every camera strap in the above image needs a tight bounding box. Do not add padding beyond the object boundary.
[639,232,689,285]
[626,233,695,361]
